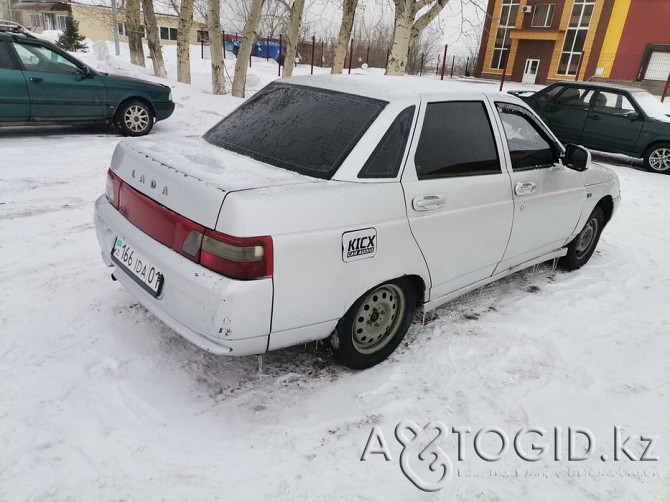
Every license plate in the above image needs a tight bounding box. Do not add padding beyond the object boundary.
[111,237,163,297]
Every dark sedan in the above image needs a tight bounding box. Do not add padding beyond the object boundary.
[511,82,670,173]
[0,24,174,136]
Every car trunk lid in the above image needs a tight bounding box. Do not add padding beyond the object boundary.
[110,136,317,229]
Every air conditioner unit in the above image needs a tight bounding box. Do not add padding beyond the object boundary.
[522,5,533,13]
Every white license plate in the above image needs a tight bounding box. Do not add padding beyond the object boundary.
[111,237,163,297]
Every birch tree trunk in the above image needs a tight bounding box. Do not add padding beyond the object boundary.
[142,0,167,78]
[126,0,145,67]
[331,0,358,75]
[177,0,195,84]
[206,0,225,94]
[232,0,265,98]
[386,0,448,76]
[281,0,306,78]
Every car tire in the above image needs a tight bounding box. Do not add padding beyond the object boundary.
[643,142,670,173]
[116,99,154,137]
[330,278,417,370]
[559,206,605,271]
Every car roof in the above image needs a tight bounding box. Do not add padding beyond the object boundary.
[281,74,512,102]
[548,80,648,94]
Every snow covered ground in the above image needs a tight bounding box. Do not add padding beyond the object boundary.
[1,40,669,501]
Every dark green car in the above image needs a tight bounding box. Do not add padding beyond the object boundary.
[0,27,174,136]
[511,82,670,173]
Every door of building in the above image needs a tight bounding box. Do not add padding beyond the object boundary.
[522,59,539,84]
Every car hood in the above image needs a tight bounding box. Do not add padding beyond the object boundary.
[98,72,169,92]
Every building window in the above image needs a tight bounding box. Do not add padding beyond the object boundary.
[531,3,555,27]
[491,0,520,70]
[160,27,178,41]
[56,15,68,30]
[119,23,146,38]
[558,0,595,75]
[29,14,43,28]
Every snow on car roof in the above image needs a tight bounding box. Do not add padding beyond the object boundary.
[282,74,507,102]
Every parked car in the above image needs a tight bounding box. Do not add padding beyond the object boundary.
[94,75,620,369]
[0,23,174,136]
[510,82,670,173]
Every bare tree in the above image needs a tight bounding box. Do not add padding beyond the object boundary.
[126,0,145,66]
[279,0,306,77]
[207,0,225,93]
[177,0,195,83]
[142,0,167,78]
[331,0,358,74]
[232,0,266,97]
[387,0,448,76]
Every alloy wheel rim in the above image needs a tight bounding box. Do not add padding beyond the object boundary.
[124,105,149,133]
[576,217,598,259]
[649,148,670,172]
[352,284,405,354]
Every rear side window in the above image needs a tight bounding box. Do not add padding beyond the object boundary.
[497,102,557,171]
[0,40,16,69]
[414,101,500,179]
[204,83,386,180]
[358,106,415,178]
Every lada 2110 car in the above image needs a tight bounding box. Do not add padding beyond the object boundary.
[94,76,621,369]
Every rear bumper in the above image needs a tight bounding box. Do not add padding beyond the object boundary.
[154,101,175,121]
[94,195,271,355]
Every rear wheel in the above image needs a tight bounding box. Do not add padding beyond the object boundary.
[116,99,154,137]
[331,278,417,370]
[559,206,604,271]
[643,142,670,173]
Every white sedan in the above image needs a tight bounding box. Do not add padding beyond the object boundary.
[94,75,621,369]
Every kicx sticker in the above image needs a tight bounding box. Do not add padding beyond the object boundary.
[342,228,377,262]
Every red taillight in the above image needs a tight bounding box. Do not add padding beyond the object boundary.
[109,177,273,280]
[200,230,273,280]
[105,169,121,208]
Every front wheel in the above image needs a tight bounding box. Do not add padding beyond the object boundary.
[331,278,417,370]
[116,99,154,137]
[643,142,670,173]
[559,206,604,271]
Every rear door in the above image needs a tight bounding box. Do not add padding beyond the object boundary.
[10,39,107,120]
[542,85,595,143]
[0,38,29,121]
[580,90,644,154]
[401,98,514,300]
[492,101,585,271]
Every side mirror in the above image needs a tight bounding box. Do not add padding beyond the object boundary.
[78,66,90,78]
[563,144,590,172]
[625,110,640,121]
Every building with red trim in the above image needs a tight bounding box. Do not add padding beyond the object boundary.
[474,0,670,90]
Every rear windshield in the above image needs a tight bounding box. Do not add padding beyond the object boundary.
[203,82,387,179]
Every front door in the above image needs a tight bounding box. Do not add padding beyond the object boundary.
[580,90,644,155]
[10,40,107,120]
[522,59,539,84]
[0,39,30,121]
[402,99,514,300]
[493,102,585,271]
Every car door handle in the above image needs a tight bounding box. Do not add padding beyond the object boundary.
[589,114,600,120]
[412,195,445,211]
[514,182,537,196]
[30,77,43,84]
